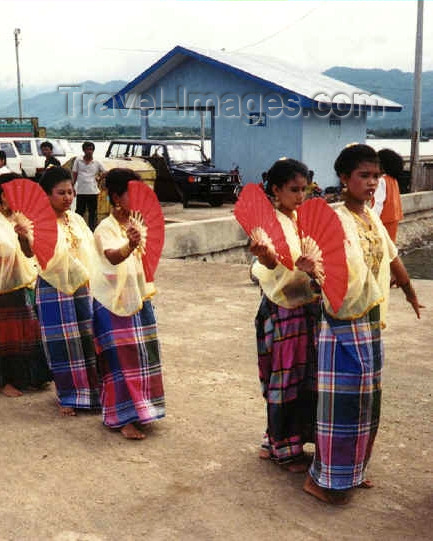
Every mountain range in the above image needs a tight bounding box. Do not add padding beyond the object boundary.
[323,67,433,130]
[0,67,432,130]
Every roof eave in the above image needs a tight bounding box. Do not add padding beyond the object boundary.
[104,45,403,113]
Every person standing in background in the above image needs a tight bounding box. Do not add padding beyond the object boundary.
[0,151,11,174]
[72,141,105,231]
[371,149,404,243]
[35,141,62,182]
[40,141,61,169]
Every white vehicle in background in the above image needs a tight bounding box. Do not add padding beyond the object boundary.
[11,138,75,178]
[0,139,23,174]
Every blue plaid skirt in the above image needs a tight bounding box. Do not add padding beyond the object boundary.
[35,277,100,409]
[309,305,382,490]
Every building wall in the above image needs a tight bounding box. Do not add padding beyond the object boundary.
[301,112,367,188]
[140,58,303,183]
[139,57,366,185]
[215,110,303,183]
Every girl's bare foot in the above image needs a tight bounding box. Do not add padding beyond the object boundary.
[303,474,351,505]
[358,479,374,489]
[259,448,270,460]
[1,384,23,397]
[120,423,146,440]
[283,460,310,473]
[59,406,76,416]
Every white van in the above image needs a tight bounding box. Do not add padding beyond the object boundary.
[11,138,75,178]
[0,139,23,175]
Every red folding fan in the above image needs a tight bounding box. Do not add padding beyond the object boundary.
[127,180,165,282]
[297,198,348,313]
[2,178,58,269]
[234,183,293,269]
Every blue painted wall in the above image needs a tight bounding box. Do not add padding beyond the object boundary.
[302,112,367,188]
[139,57,366,185]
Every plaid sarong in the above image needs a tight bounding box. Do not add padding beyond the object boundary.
[0,288,51,389]
[309,305,382,490]
[93,299,165,428]
[256,296,319,462]
[35,277,100,409]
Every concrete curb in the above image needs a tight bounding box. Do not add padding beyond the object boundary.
[163,191,433,259]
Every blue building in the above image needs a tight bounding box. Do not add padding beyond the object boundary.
[106,45,402,188]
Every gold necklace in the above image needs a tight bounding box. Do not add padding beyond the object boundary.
[348,208,383,277]
[60,213,79,251]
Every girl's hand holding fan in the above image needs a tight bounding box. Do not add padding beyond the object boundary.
[296,198,348,313]
[234,183,293,270]
[2,178,58,269]
[127,181,165,282]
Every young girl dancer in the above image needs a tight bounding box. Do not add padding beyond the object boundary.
[250,158,320,472]
[36,167,100,416]
[0,174,50,396]
[304,144,422,505]
[91,169,165,439]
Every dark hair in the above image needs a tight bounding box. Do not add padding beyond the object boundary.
[378,148,404,180]
[105,168,141,205]
[0,150,6,163]
[40,141,53,150]
[334,144,378,177]
[0,173,23,196]
[39,167,72,194]
[82,141,95,151]
[265,158,309,196]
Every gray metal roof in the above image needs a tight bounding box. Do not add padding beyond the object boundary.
[105,45,402,111]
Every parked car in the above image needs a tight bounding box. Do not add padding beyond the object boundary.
[0,139,23,174]
[105,139,241,207]
[10,138,75,178]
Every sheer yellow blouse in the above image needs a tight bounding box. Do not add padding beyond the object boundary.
[252,209,319,309]
[91,214,156,317]
[39,210,96,295]
[324,205,398,326]
[0,213,37,294]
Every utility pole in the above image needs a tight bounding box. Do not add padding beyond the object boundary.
[14,28,23,120]
[200,109,206,156]
[409,0,423,191]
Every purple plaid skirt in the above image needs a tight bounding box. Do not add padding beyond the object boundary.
[0,287,50,389]
[256,296,319,462]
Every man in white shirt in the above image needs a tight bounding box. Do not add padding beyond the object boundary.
[0,151,12,175]
[72,141,105,231]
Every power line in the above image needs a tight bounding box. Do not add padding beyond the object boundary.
[100,47,165,53]
[232,3,324,53]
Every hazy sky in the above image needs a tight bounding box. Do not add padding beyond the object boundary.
[1,0,433,90]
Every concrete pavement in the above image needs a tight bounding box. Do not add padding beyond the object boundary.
[1,260,432,541]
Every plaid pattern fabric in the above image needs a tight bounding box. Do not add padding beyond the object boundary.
[93,299,165,428]
[309,305,382,490]
[35,277,100,409]
[255,296,319,462]
[0,288,51,389]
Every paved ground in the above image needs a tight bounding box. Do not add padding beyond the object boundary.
[1,261,432,541]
